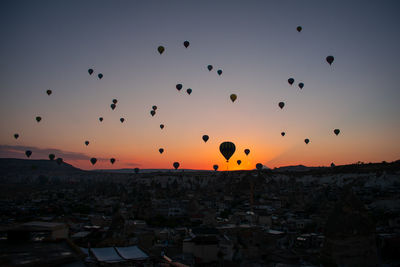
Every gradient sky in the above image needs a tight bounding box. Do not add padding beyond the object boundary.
[1,0,399,170]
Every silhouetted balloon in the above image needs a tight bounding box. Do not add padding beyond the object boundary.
[219,141,236,162]
[36,116,42,122]
[202,135,209,143]
[186,88,192,95]
[134,167,139,174]
[183,41,190,48]
[98,73,103,79]
[304,138,310,144]
[99,117,103,122]
[150,110,156,117]
[152,105,157,111]
[85,141,89,146]
[56,158,63,165]
[176,84,182,91]
[237,160,241,165]
[46,90,52,95]
[90,158,97,165]
[49,154,55,161]
[120,118,125,123]
[334,129,340,136]
[110,158,115,164]
[288,78,294,85]
[230,94,237,102]
[111,104,116,110]
[244,149,250,156]
[158,46,165,54]
[278,102,285,109]
[207,65,213,71]
[25,150,32,158]
[160,124,164,129]
[281,132,285,136]
[88,68,94,75]
[298,82,304,89]
[326,55,334,65]
[173,162,180,170]
[14,133,19,139]
[112,99,118,104]
[331,162,335,167]
[297,26,302,32]
[213,164,218,171]
[217,69,223,76]
[256,163,263,170]
[159,148,164,154]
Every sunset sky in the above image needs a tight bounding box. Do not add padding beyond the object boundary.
[1,1,399,170]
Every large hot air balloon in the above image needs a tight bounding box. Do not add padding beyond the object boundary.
[281,132,285,137]
[288,78,294,85]
[244,149,250,156]
[207,65,213,71]
[14,133,19,139]
[297,26,302,32]
[159,148,164,154]
[183,41,190,48]
[217,69,223,76]
[110,158,115,164]
[334,129,340,136]
[90,158,97,165]
[256,163,263,170]
[99,117,103,122]
[56,158,63,165]
[88,68,94,75]
[46,90,52,95]
[298,82,304,89]
[98,73,103,79]
[152,105,157,111]
[49,154,55,161]
[160,124,164,129]
[230,94,237,103]
[237,160,242,165]
[173,162,180,170]
[219,141,236,162]
[213,164,218,171]
[278,102,285,109]
[304,138,310,144]
[111,104,116,110]
[326,55,334,65]
[176,84,183,91]
[202,135,209,143]
[158,46,165,54]
[186,88,192,95]
[150,110,156,117]
[36,116,42,122]
[134,168,139,174]
[25,150,32,158]
[112,99,118,104]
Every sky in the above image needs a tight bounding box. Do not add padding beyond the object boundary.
[0,0,399,170]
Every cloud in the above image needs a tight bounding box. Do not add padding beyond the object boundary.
[0,145,107,161]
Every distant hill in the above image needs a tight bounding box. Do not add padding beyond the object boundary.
[273,165,321,172]
[94,168,211,174]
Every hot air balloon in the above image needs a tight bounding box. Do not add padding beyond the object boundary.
[134,168,139,174]
[237,160,241,165]
[99,117,103,122]
[25,150,32,158]
[298,82,304,89]
[110,158,115,164]
[183,41,190,48]
[230,94,237,103]
[176,84,182,91]
[219,141,236,162]
[150,110,156,117]
[334,129,340,136]
[14,133,19,139]
[297,26,302,32]
[278,102,285,109]
[152,105,157,111]
[90,158,97,165]
[331,162,336,167]
[46,90,52,95]
[281,132,285,137]
[49,154,55,161]
[36,116,42,122]
[213,164,218,171]
[120,118,125,123]
[217,69,223,76]
[88,68,94,75]
[112,99,118,104]
[159,148,164,154]
[288,78,294,85]
[160,124,164,129]
[256,163,263,170]
[56,158,63,165]
[244,149,250,156]
[85,141,89,146]
[207,65,213,71]
[98,73,103,79]
[158,46,165,54]
[111,104,116,110]
[202,135,209,143]
[304,138,310,144]
[186,88,192,95]
[326,55,334,65]
[173,162,180,170]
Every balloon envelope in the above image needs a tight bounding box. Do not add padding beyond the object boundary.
[186,88,192,95]
[202,135,209,143]
[46,90,52,95]
[159,148,164,154]
[183,41,190,48]
[217,69,223,76]
[111,104,116,110]
[110,158,115,164]
[244,149,250,156]
[176,84,182,91]
[326,55,334,65]
[85,141,89,146]
[173,162,180,170]
[298,83,304,89]
[98,73,103,79]
[160,124,164,129]
[213,164,218,171]
[207,65,213,71]
[49,154,55,161]
[281,132,285,136]
[14,133,19,139]
[150,110,156,116]
[278,102,285,109]
[112,99,118,104]
[120,118,125,123]
[25,150,32,158]
[288,78,294,85]
[88,68,93,75]
[152,105,157,111]
[297,26,302,32]
[36,116,42,122]
[230,94,237,102]
[90,158,97,165]
[237,160,241,165]
[99,117,103,122]
[256,163,263,170]
[334,129,340,136]
[158,46,165,54]
[219,141,236,162]
[304,138,310,144]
